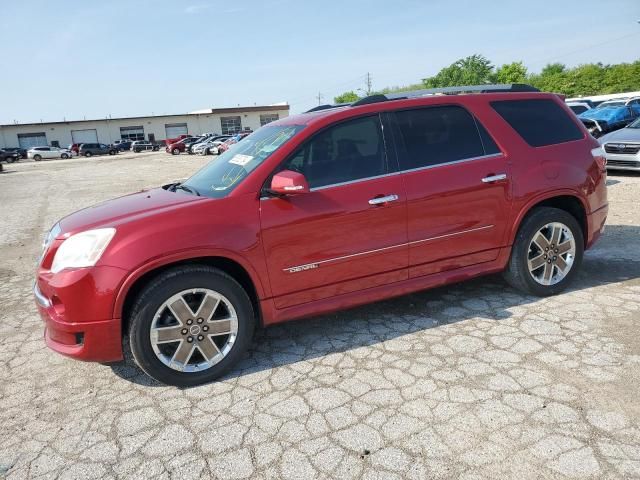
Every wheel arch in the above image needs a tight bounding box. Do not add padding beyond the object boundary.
[510,191,588,248]
[116,253,265,335]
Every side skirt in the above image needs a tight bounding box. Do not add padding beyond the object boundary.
[261,247,512,326]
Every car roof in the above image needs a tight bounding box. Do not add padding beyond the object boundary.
[273,90,559,129]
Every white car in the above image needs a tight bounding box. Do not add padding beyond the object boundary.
[597,97,640,111]
[27,146,73,161]
[566,101,592,116]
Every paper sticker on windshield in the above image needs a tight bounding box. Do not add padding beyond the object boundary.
[229,154,254,166]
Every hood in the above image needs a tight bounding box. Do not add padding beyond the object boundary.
[58,186,205,235]
[579,107,627,122]
[599,126,640,144]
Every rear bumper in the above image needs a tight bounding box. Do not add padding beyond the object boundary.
[586,203,608,249]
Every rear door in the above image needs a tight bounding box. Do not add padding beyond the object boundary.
[260,114,409,309]
[389,104,512,278]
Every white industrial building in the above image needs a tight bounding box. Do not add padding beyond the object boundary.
[0,104,290,149]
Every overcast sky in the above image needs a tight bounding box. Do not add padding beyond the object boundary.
[1,0,639,124]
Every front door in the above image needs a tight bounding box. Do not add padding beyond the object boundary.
[260,115,409,309]
[389,105,512,278]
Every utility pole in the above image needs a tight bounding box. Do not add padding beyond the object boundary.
[316,92,324,105]
[365,72,373,95]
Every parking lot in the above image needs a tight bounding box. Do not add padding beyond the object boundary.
[0,152,639,479]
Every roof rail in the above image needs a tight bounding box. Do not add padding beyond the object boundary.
[351,83,540,107]
[305,103,350,113]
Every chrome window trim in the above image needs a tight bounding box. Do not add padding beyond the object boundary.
[283,224,495,272]
[307,153,504,192]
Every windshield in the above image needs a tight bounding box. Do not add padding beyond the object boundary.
[628,118,640,129]
[183,125,303,198]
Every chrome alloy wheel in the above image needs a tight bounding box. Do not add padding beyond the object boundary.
[527,222,576,286]
[150,289,238,372]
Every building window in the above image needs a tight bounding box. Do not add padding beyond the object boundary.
[120,126,145,141]
[221,116,242,135]
[260,113,279,126]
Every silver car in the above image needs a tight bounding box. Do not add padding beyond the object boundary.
[599,117,640,171]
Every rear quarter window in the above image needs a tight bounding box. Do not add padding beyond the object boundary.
[491,99,583,147]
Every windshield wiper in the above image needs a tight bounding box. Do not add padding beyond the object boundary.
[173,183,201,196]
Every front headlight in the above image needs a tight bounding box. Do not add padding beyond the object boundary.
[51,228,116,273]
[40,223,62,263]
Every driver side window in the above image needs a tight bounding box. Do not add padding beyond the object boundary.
[282,115,387,189]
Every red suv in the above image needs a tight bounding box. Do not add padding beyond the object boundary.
[34,84,608,386]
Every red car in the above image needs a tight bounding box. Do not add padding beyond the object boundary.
[165,137,200,155]
[165,134,191,146]
[216,132,251,155]
[35,84,608,386]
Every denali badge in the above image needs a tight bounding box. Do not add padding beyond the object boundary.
[285,264,319,273]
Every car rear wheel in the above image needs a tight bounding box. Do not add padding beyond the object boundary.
[61,153,69,159]
[109,150,116,155]
[172,148,180,155]
[503,207,583,297]
[84,151,92,157]
[33,154,42,161]
[128,265,255,387]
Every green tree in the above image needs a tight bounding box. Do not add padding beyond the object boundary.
[422,54,494,87]
[493,61,528,84]
[334,91,360,103]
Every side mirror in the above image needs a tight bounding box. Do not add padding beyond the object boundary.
[270,170,310,195]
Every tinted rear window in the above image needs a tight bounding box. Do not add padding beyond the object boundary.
[491,99,583,147]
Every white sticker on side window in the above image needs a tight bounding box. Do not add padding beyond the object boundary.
[229,154,254,166]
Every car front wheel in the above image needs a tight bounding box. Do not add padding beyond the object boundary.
[33,154,42,161]
[84,152,92,157]
[503,207,583,297]
[172,148,180,155]
[128,265,255,387]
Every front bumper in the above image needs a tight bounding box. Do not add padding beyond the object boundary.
[605,153,640,171]
[34,265,127,362]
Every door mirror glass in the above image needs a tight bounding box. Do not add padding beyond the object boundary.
[270,170,310,195]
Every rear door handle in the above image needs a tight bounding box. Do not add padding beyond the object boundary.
[369,194,399,205]
[482,174,507,183]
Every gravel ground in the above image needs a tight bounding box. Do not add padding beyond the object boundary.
[0,153,639,479]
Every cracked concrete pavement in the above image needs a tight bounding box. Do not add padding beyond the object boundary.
[0,153,639,479]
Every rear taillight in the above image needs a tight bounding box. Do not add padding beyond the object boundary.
[591,146,607,172]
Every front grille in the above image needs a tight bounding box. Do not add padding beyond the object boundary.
[606,159,640,168]
[604,143,640,155]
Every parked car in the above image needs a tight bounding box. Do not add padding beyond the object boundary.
[2,147,27,159]
[578,105,638,138]
[186,134,218,154]
[27,146,73,161]
[165,137,199,155]
[598,117,640,171]
[34,84,608,386]
[165,134,191,146]
[596,97,640,114]
[0,149,21,163]
[192,135,231,155]
[566,101,592,116]
[215,132,251,155]
[112,140,133,151]
[67,144,81,156]
[78,143,118,157]
[131,141,160,153]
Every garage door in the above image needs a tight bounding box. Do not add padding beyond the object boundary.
[165,123,188,139]
[17,133,47,149]
[71,129,98,144]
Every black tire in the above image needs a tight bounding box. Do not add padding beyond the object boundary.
[84,151,92,157]
[109,150,116,155]
[134,149,140,153]
[128,265,255,387]
[61,153,69,159]
[33,154,42,161]
[503,207,584,297]
[172,148,180,155]
[153,146,159,151]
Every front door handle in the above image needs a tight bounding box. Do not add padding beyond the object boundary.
[482,174,507,183]
[369,194,399,205]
